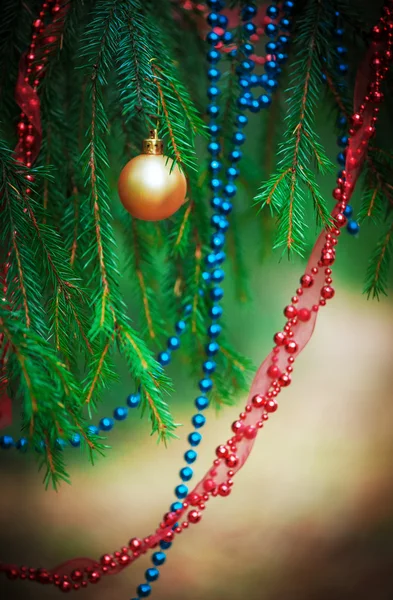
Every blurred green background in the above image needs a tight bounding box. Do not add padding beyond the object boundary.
[2,4,393,596]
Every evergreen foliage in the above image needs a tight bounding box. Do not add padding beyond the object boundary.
[0,0,392,485]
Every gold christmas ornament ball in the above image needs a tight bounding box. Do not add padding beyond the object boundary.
[118,131,187,222]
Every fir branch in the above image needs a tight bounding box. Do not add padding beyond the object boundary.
[255,0,334,256]
[364,221,393,299]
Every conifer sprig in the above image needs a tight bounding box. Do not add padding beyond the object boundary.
[254,0,334,256]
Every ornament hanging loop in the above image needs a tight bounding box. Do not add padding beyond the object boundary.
[142,128,164,155]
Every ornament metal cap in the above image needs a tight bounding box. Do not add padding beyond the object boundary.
[142,129,164,155]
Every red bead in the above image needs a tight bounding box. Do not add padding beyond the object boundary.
[6,568,19,580]
[333,187,342,200]
[244,425,257,440]
[297,308,311,322]
[279,373,291,387]
[118,553,130,566]
[252,394,265,408]
[218,483,231,497]
[274,331,286,345]
[71,569,83,582]
[164,511,178,526]
[285,340,298,354]
[203,478,216,492]
[284,305,297,319]
[265,399,278,413]
[88,570,100,584]
[33,19,42,28]
[37,569,50,584]
[226,454,239,468]
[351,113,364,129]
[267,364,281,379]
[231,420,243,434]
[188,510,202,523]
[216,445,228,459]
[25,134,35,147]
[321,285,335,299]
[300,274,313,288]
[129,538,142,551]
[60,580,72,592]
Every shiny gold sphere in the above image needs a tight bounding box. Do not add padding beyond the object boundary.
[118,154,187,221]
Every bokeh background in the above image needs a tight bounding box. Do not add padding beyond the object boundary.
[1,3,393,597]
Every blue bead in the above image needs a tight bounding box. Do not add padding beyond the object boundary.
[205,252,217,267]
[207,0,224,8]
[266,41,277,53]
[207,12,220,26]
[220,201,232,215]
[334,27,345,37]
[259,94,272,108]
[207,104,220,117]
[56,438,67,450]
[218,14,229,28]
[207,49,220,64]
[152,551,167,566]
[337,63,348,74]
[99,417,114,431]
[184,449,198,463]
[137,583,152,597]
[180,466,193,481]
[260,73,269,86]
[175,320,186,334]
[212,268,224,282]
[195,396,210,410]
[206,340,219,356]
[192,413,206,428]
[210,286,224,301]
[70,433,81,447]
[249,99,260,113]
[227,166,239,179]
[233,131,245,146]
[276,52,288,64]
[209,304,223,319]
[265,60,278,74]
[158,350,171,366]
[168,336,180,350]
[267,5,279,18]
[229,149,242,162]
[278,34,290,46]
[171,501,183,511]
[243,22,256,35]
[211,233,225,250]
[208,323,221,338]
[210,178,222,191]
[240,59,254,73]
[337,135,348,147]
[266,78,278,91]
[336,45,347,56]
[114,406,128,421]
[188,431,202,446]
[347,220,360,235]
[336,114,347,128]
[283,0,294,11]
[127,393,141,408]
[207,67,220,81]
[280,17,291,30]
[240,43,254,56]
[209,159,222,172]
[218,218,229,233]
[16,437,28,451]
[206,31,220,45]
[184,303,192,315]
[337,151,346,166]
[214,250,226,264]
[222,31,233,44]
[0,435,14,449]
[224,183,237,198]
[175,484,188,499]
[88,425,99,436]
[208,141,220,155]
[228,49,238,59]
[145,568,159,582]
[265,23,278,37]
[211,214,221,229]
[344,204,353,218]
[207,85,220,98]
[210,197,222,211]
[199,378,213,393]
[203,360,216,374]
[237,96,250,110]
[239,77,250,89]
[160,540,172,550]
[241,4,257,21]
[208,122,220,135]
